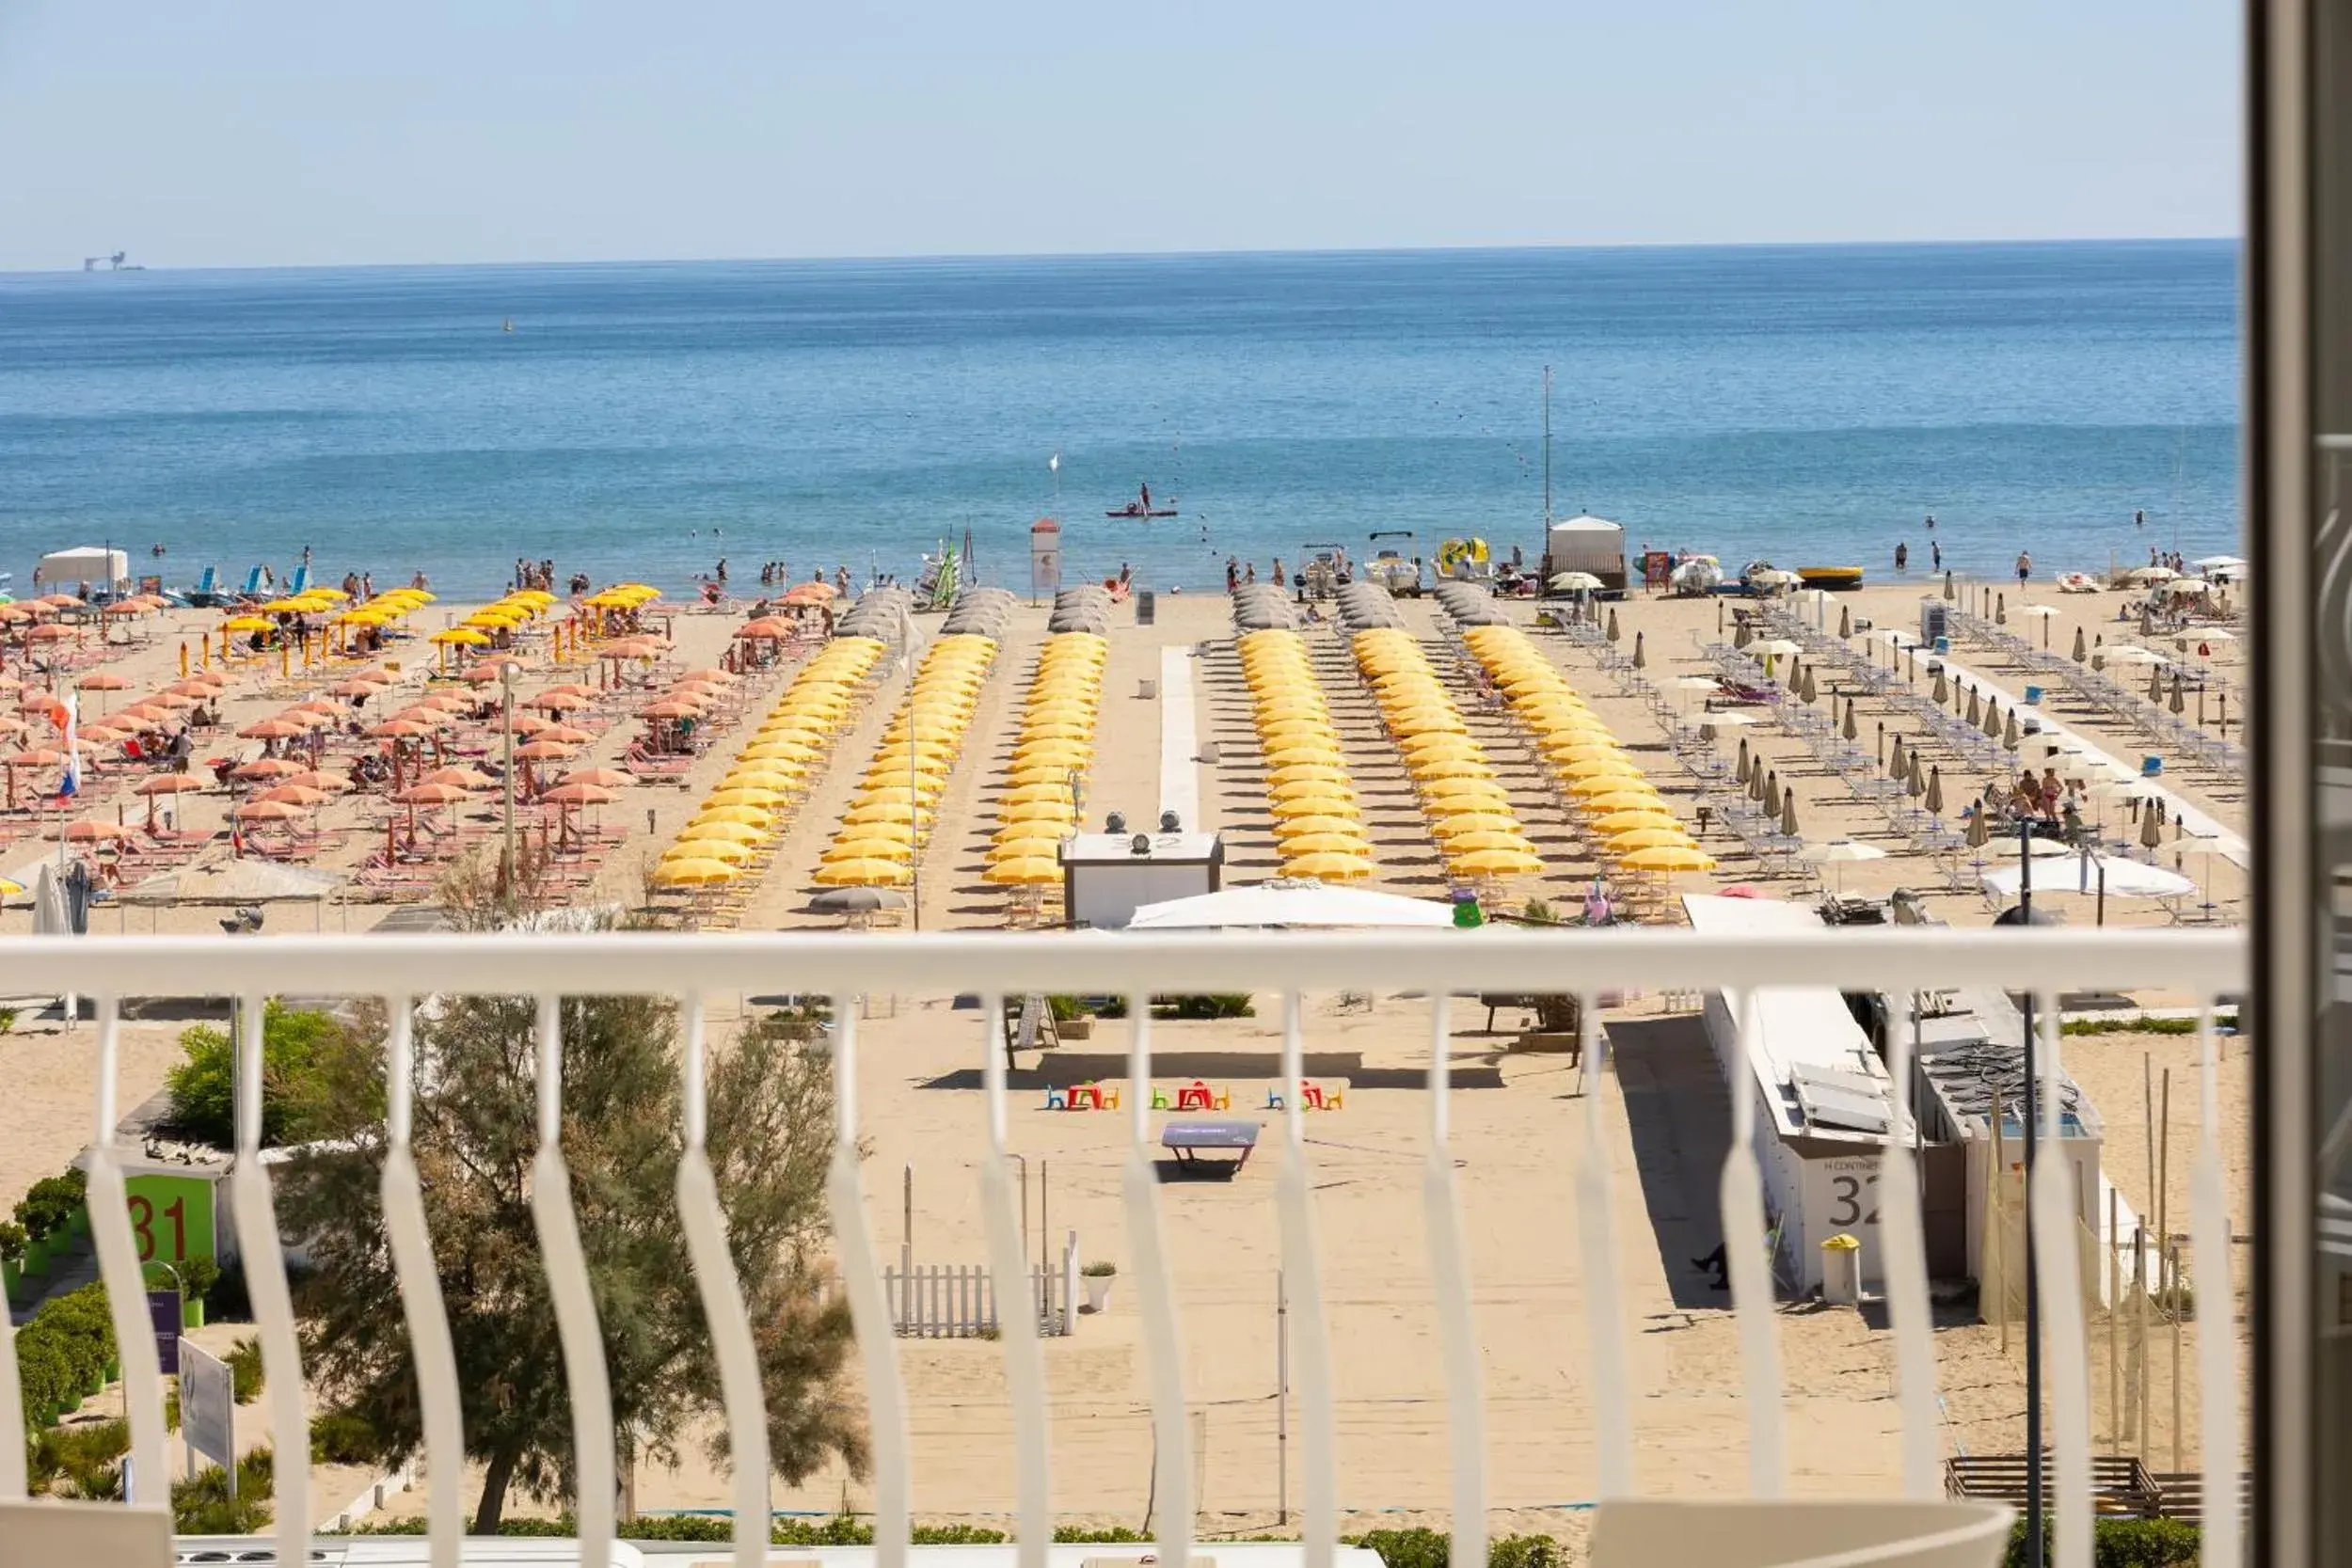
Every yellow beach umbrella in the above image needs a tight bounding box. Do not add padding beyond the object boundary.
[988,836,1065,863]
[1420,777,1510,802]
[1567,772,1653,798]
[1619,846,1717,873]
[430,627,490,646]
[1440,830,1534,855]
[1428,812,1521,838]
[1581,790,1667,815]
[1273,814,1363,840]
[666,838,756,864]
[677,820,765,845]
[1409,756,1495,781]
[654,858,740,887]
[692,805,776,828]
[983,857,1063,885]
[813,859,911,887]
[1606,827,1699,854]
[825,838,914,863]
[1272,778,1355,803]
[849,800,932,827]
[1284,852,1375,881]
[840,819,915,845]
[1448,847,1543,878]
[1263,745,1343,768]
[1269,793,1358,819]
[1268,763,1350,786]
[707,786,788,808]
[1591,808,1682,834]
[1562,757,1646,782]
[1278,832,1372,857]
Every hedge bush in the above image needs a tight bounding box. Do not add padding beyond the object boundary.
[174,1448,274,1536]
[310,1409,386,1466]
[28,1418,129,1498]
[165,1003,346,1148]
[12,1170,87,1246]
[225,1337,265,1402]
[12,1283,117,1426]
[1347,1528,1561,1568]
[2004,1517,2200,1566]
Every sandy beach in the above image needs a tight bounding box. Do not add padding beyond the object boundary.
[0,564,2250,1537]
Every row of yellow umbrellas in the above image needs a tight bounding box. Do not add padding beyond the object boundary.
[1236,629,1373,881]
[1456,625,1716,875]
[584,583,661,611]
[984,632,1107,888]
[1349,628,1545,882]
[654,636,885,888]
[812,633,998,889]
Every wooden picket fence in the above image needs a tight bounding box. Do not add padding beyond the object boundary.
[884,1255,1074,1338]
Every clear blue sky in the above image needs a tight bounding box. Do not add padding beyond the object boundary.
[0,0,2239,271]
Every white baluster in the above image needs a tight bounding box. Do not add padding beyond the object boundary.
[1423,995,1485,1568]
[1879,990,1942,1497]
[85,994,167,1503]
[1720,988,1786,1495]
[380,994,464,1568]
[2192,1006,2241,1568]
[675,993,771,1568]
[528,994,614,1566]
[1276,992,1336,1568]
[1122,993,1191,1562]
[1572,997,1633,1497]
[827,997,909,1568]
[980,997,1050,1568]
[230,991,309,1566]
[2028,996,2090,1568]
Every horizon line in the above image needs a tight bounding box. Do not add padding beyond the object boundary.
[0,231,2244,281]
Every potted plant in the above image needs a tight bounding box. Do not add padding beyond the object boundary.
[1048,996,1093,1041]
[1080,1260,1117,1314]
[180,1257,219,1329]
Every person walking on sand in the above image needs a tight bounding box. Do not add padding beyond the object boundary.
[2015,550,2031,587]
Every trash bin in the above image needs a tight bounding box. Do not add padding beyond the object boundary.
[1136,591,1155,626]
[1820,1233,1863,1306]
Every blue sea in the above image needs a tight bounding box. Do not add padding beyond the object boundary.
[0,242,2240,598]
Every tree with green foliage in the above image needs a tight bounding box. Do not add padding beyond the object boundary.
[164,1001,360,1148]
[274,983,863,1531]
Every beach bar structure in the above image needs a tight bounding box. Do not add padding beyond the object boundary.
[1682,893,1915,1293]
[1059,826,1222,929]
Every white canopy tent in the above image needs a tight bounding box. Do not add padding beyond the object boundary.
[1126,881,1455,931]
[32,546,130,593]
[1980,855,2195,901]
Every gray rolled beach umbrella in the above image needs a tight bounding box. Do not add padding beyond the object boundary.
[1925,766,1945,816]
[1888,733,1905,778]
[1799,665,1818,705]
[2149,665,2165,702]
[1995,594,2007,625]
[1943,571,1956,601]
[1780,785,1798,837]
[1966,809,1990,848]
[1907,752,1927,798]
[1733,620,1752,648]
[1751,762,1768,802]
[1632,629,1646,669]
[1965,689,1982,727]
[1737,737,1751,784]
[1981,697,2002,738]
[2073,626,2088,662]
[2002,709,2020,749]
[1842,698,1858,742]
[1838,605,1852,639]
[2169,673,2186,714]
[1932,669,1949,705]
[1607,608,1621,643]
[2140,800,2165,851]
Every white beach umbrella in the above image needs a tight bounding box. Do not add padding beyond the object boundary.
[1801,837,1887,897]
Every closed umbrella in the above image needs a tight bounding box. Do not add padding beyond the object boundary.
[1925,767,1945,816]
[1981,698,2002,739]
[2002,710,2020,750]
[1888,734,1906,779]
[1838,605,1851,638]
[1965,689,1981,727]
[1995,594,2007,625]
[1631,630,1646,670]
[1607,609,1621,643]
[1780,785,1798,837]
[1932,669,1949,705]
[1748,761,1766,801]
[1966,811,1991,849]
[1764,768,1779,806]
[1841,698,1858,742]
[2073,626,2088,662]
[1907,752,1926,799]
[1736,737,1751,783]
[1943,572,1956,601]
[1799,665,1818,705]
[2140,801,2165,853]
[1733,621,1752,649]
[2169,673,2186,714]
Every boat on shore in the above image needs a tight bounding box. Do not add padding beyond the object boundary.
[1797,565,1865,590]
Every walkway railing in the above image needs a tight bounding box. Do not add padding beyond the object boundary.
[0,927,2247,1568]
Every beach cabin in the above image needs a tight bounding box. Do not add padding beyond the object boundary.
[1540,515,1628,594]
[1682,893,1914,1293]
[31,546,130,598]
[1060,826,1223,929]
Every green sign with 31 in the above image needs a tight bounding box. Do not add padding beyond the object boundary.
[121,1173,216,1267]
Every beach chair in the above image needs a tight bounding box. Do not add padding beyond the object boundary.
[234,565,266,600]
[186,566,222,607]
[286,564,310,595]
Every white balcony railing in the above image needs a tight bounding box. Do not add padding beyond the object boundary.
[0,926,2247,1568]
